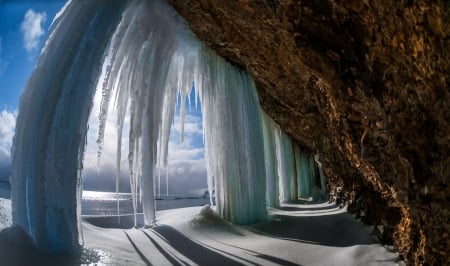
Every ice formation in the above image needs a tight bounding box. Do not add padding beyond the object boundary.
[11,0,326,252]
[12,0,127,252]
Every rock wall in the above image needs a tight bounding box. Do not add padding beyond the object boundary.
[169,0,449,265]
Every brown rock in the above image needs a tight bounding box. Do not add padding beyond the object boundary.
[169,0,450,264]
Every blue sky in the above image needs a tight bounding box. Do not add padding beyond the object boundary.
[0,0,207,194]
[0,0,66,109]
[0,0,66,182]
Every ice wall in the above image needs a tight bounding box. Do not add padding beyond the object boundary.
[200,53,267,224]
[266,118,325,204]
[11,0,326,252]
[262,114,280,207]
[275,128,298,202]
[12,0,127,252]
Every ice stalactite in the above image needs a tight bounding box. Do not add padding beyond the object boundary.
[102,0,274,225]
[11,0,327,253]
[87,0,270,225]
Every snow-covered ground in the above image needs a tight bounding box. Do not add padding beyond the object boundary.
[82,203,401,266]
[0,198,402,265]
[0,182,12,230]
[0,198,11,229]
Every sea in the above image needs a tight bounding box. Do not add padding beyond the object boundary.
[0,183,211,217]
[81,190,211,216]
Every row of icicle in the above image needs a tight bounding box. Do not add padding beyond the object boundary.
[94,0,328,226]
[11,0,327,254]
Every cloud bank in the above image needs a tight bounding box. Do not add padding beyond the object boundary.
[0,110,16,182]
[21,9,47,52]
[82,87,207,194]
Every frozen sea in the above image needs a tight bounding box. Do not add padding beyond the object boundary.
[81,190,211,216]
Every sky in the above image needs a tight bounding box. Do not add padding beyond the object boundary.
[0,0,207,194]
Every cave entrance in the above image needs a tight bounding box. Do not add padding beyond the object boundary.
[11,0,327,252]
[81,88,209,218]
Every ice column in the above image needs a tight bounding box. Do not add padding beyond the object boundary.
[296,147,312,198]
[262,112,327,206]
[200,51,268,224]
[11,0,126,252]
[275,129,297,202]
[262,114,280,207]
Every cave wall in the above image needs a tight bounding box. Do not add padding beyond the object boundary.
[169,0,449,264]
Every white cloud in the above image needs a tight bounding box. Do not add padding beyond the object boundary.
[20,9,47,52]
[0,110,16,181]
[0,110,16,155]
[82,85,207,193]
[171,114,203,136]
[0,147,9,164]
[83,85,121,172]
[168,148,204,161]
[82,61,206,193]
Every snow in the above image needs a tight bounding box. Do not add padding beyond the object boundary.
[81,203,400,265]
[0,192,402,265]
[0,198,11,230]
[0,182,11,230]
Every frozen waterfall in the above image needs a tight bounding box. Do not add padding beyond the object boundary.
[12,0,127,252]
[11,0,326,253]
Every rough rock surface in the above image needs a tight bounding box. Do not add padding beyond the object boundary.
[169,0,449,264]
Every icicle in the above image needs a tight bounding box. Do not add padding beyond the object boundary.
[116,131,121,223]
[12,0,329,254]
[158,163,161,198]
[166,166,169,196]
[96,14,129,166]
[132,140,140,227]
